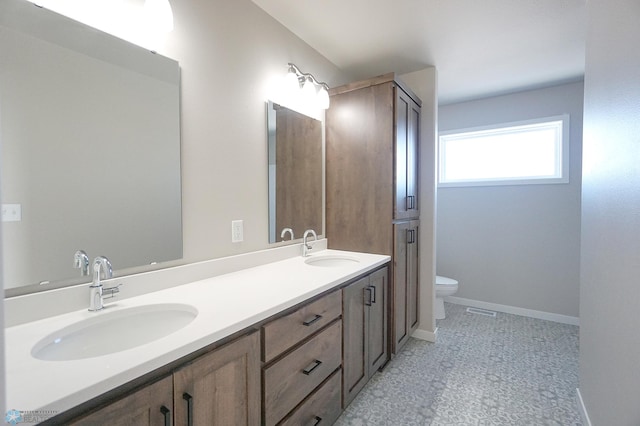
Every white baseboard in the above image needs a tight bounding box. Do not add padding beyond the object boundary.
[412,327,438,342]
[576,388,592,426]
[445,296,580,326]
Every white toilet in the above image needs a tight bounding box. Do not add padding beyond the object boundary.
[435,275,459,320]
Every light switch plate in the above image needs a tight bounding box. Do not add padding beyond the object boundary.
[2,204,22,222]
[231,220,243,242]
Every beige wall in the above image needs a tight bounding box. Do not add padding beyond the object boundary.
[159,0,348,263]
[579,0,640,423]
[437,82,583,318]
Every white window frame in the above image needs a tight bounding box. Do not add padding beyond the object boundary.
[438,114,570,188]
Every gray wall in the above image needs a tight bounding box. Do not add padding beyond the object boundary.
[437,82,583,318]
[579,0,640,423]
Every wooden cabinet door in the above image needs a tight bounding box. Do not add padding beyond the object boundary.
[368,266,388,374]
[393,221,409,352]
[342,276,369,407]
[393,220,420,353]
[173,332,260,426]
[394,88,421,221]
[343,268,390,407]
[407,221,420,334]
[68,375,173,426]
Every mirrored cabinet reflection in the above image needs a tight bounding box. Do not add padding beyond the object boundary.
[267,101,323,243]
[0,0,182,296]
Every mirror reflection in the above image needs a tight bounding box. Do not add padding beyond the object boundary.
[0,0,182,296]
[267,101,322,243]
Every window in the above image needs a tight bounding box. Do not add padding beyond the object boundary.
[438,115,569,187]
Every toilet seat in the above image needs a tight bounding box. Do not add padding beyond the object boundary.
[436,275,458,287]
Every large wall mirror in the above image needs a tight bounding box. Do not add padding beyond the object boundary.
[267,101,323,243]
[1,0,182,296]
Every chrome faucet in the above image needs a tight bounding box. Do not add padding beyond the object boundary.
[280,227,294,241]
[73,250,90,276]
[302,229,317,257]
[88,256,121,312]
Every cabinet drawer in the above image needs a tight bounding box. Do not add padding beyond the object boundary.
[262,290,341,362]
[264,320,342,426]
[279,369,342,426]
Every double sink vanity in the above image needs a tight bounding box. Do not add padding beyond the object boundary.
[5,247,390,425]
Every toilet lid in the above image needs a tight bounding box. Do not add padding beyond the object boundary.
[436,275,458,286]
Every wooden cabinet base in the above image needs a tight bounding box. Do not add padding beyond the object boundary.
[68,376,173,426]
[174,332,261,426]
[279,370,342,426]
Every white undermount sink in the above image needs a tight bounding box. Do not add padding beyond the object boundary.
[31,303,198,361]
[304,255,361,267]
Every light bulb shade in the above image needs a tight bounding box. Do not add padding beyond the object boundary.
[285,69,300,91]
[284,69,301,105]
[144,0,174,33]
[317,86,330,109]
[302,77,317,103]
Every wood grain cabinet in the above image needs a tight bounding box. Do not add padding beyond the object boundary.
[342,266,389,406]
[393,221,420,351]
[395,87,421,221]
[326,73,421,354]
[67,332,261,426]
[68,375,174,426]
[174,331,261,426]
[261,290,343,426]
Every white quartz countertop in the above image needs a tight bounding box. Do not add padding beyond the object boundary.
[5,249,389,416]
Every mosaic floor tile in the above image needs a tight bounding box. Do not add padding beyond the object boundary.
[334,303,581,425]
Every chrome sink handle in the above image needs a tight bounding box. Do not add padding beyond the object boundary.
[103,284,122,299]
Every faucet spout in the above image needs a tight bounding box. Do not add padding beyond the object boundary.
[89,256,117,312]
[93,256,113,285]
[302,229,317,257]
[73,250,90,276]
[280,227,294,241]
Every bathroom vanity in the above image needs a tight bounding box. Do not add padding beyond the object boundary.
[4,249,390,425]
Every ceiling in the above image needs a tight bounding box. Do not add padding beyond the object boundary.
[251,0,587,105]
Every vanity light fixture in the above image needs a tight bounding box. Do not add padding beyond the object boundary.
[286,63,330,110]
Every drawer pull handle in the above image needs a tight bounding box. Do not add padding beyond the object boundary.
[183,392,193,426]
[160,405,171,426]
[406,195,416,210]
[370,285,376,304]
[303,314,323,326]
[302,359,323,375]
[407,228,416,244]
[310,415,322,426]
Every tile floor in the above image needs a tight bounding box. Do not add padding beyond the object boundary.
[334,302,582,425]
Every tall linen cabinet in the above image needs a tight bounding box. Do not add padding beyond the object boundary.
[326,73,421,354]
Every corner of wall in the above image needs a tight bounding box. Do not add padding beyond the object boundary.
[400,67,439,335]
[576,388,593,426]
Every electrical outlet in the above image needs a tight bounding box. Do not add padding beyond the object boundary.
[2,204,22,222]
[231,220,243,242]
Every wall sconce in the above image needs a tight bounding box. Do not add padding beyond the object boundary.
[285,63,330,110]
